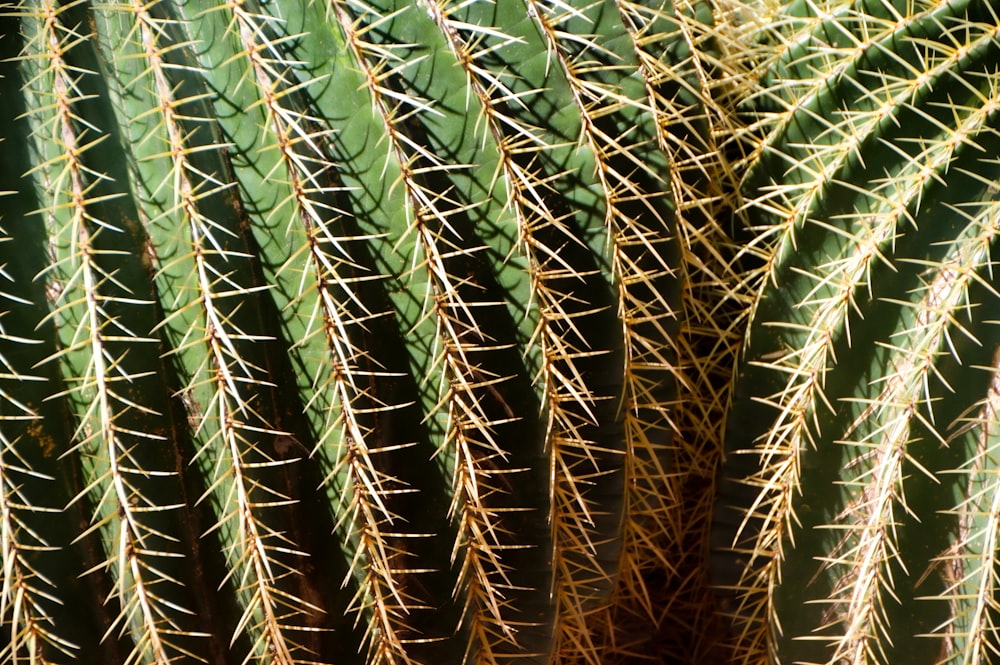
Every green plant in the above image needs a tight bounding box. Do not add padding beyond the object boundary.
[0,0,742,663]
[714,1,1000,664]
[10,0,1000,663]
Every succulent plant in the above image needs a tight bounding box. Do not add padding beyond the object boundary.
[0,0,743,663]
[714,0,1000,664]
[18,0,1000,662]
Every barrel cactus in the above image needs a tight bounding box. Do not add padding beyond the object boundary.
[0,0,745,663]
[14,0,1000,662]
[714,0,1000,664]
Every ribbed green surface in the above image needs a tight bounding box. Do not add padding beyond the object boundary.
[0,0,701,663]
[716,0,1000,663]
[26,0,1000,662]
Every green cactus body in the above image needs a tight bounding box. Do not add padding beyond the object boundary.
[27,0,1000,661]
[0,0,719,662]
[716,0,1000,663]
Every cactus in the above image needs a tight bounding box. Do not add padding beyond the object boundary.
[15,0,1000,662]
[714,0,1000,664]
[0,0,745,663]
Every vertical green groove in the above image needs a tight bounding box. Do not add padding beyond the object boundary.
[89,0,334,660]
[618,0,746,661]
[324,0,558,660]
[408,0,636,659]
[507,0,687,661]
[0,10,110,663]
[294,1,466,661]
